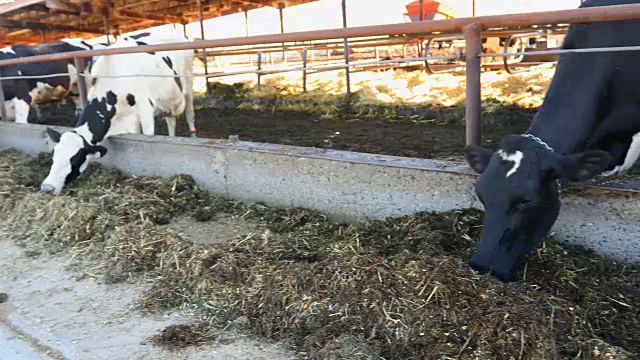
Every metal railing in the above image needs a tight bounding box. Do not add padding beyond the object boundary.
[1,3,640,147]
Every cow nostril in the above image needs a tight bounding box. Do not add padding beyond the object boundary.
[39,184,56,193]
[469,260,490,275]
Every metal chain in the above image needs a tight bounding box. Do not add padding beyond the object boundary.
[521,133,554,152]
[521,133,563,197]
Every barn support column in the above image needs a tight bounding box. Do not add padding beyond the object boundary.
[103,15,111,45]
[73,57,88,113]
[0,77,7,122]
[279,3,286,65]
[341,0,350,99]
[197,0,211,94]
[245,10,251,65]
[418,0,424,56]
[464,24,482,147]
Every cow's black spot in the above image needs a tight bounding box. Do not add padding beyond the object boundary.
[106,91,117,105]
[160,55,182,91]
[79,94,118,143]
[91,77,97,86]
[162,56,173,70]
[135,41,156,55]
[129,32,151,40]
[126,93,136,106]
[148,98,154,107]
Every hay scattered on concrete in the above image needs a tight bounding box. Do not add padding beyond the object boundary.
[0,149,637,359]
[148,322,217,348]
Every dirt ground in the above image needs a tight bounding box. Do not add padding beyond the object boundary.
[0,238,297,360]
[31,99,534,159]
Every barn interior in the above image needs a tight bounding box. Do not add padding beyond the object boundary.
[0,0,318,46]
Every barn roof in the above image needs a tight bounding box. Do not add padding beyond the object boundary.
[0,0,317,46]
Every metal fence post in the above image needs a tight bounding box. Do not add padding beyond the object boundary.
[0,76,7,122]
[341,0,350,99]
[464,24,482,147]
[73,57,88,112]
[257,51,262,91]
[302,47,308,93]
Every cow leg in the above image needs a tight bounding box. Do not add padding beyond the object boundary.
[183,73,197,138]
[12,98,30,124]
[164,116,176,137]
[588,103,640,176]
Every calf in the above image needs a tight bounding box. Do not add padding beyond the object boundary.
[464,0,640,282]
[0,38,99,123]
[40,34,196,194]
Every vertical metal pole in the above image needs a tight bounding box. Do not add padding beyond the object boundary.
[342,0,350,98]
[464,24,482,147]
[103,16,110,45]
[418,0,424,56]
[183,23,187,37]
[245,10,251,65]
[197,0,210,94]
[0,77,7,122]
[73,57,88,111]
[302,47,308,93]
[257,51,262,90]
[40,30,46,43]
[279,4,286,65]
[472,0,476,17]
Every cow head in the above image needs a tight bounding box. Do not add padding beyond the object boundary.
[39,128,108,194]
[464,134,611,281]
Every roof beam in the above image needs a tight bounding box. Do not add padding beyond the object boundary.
[0,19,104,34]
[112,8,188,24]
[0,0,45,15]
[45,0,80,14]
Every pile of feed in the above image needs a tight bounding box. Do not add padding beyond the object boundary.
[204,65,556,108]
[0,149,637,359]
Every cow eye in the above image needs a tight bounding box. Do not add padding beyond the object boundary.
[516,198,535,211]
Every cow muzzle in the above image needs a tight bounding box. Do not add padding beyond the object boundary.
[469,252,517,282]
[39,183,58,194]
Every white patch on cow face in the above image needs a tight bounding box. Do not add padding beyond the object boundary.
[61,38,92,51]
[12,98,30,124]
[497,149,524,178]
[0,46,16,55]
[602,132,640,177]
[41,132,84,194]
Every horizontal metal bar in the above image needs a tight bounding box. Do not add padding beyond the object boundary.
[0,55,461,82]
[480,44,640,58]
[0,4,639,68]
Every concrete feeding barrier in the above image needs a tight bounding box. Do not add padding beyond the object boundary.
[0,121,637,264]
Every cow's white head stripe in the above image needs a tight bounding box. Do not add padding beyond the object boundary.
[497,149,524,178]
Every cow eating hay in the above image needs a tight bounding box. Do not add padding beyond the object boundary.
[39,33,196,194]
[0,148,637,359]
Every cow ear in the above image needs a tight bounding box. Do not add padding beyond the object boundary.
[88,145,108,158]
[553,150,612,181]
[464,145,494,174]
[45,128,62,143]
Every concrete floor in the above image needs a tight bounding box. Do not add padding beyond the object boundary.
[0,239,296,360]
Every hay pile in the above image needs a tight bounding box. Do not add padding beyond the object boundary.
[205,65,556,108]
[0,149,637,359]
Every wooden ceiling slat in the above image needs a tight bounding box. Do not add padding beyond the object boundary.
[1,0,318,45]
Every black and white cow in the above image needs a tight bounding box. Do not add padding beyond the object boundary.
[40,33,196,194]
[0,38,105,123]
[464,0,640,282]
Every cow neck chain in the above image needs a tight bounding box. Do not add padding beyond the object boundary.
[521,133,563,197]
